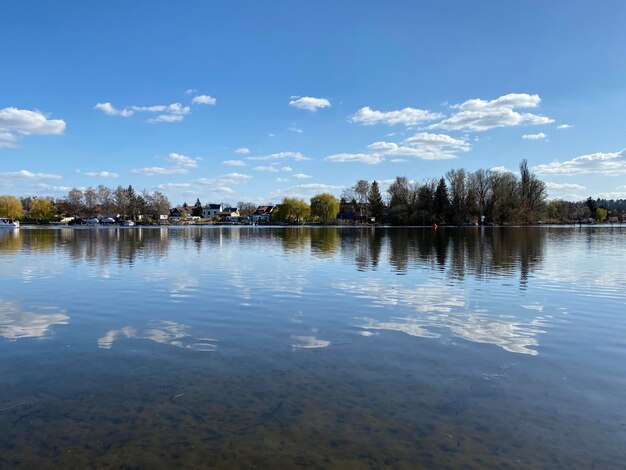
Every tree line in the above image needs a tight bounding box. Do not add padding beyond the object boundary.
[1,160,625,224]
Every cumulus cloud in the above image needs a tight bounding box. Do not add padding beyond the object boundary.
[369,132,470,160]
[131,153,200,176]
[0,170,62,180]
[217,172,253,184]
[84,171,119,178]
[292,173,313,179]
[533,149,626,176]
[326,132,469,165]
[350,106,443,126]
[522,132,548,140]
[95,101,192,123]
[235,147,250,155]
[490,166,514,174]
[191,95,216,105]
[429,93,554,132]
[167,152,199,168]
[223,159,246,166]
[0,107,66,147]
[94,102,134,117]
[246,151,311,162]
[326,153,384,165]
[288,96,331,112]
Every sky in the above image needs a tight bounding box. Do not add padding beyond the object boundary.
[1,0,626,205]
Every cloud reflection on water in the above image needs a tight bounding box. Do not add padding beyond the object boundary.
[339,280,548,355]
[0,300,69,340]
[98,320,217,351]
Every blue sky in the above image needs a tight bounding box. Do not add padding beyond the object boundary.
[1,0,625,205]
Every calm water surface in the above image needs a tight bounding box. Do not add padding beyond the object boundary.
[1,226,625,468]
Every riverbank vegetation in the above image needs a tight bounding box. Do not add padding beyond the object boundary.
[1,160,625,225]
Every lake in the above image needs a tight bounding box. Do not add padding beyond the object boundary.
[1,226,625,468]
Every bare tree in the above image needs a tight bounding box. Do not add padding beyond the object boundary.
[67,188,84,216]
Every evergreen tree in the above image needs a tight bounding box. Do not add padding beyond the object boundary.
[367,180,385,222]
[434,177,450,223]
[192,198,203,217]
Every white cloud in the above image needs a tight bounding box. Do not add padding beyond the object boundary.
[0,108,66,147]
[271,183,344,200]
[557,124,572,129]
[253,166,279,172]
[292,173,313,179]
[0,170,62,180]
[490,166,514,173]
[148,114,185,124]
[246,151,311,162]
[192,95,216,105]
[429,93,554,132]
[131,103,190,114]
[369,132,470,160]
[327,132,469,165]
[288,96,331,112]
[131,166,188,176]
[545,182,586,191]
[390,159,407,163]
[157,182,193,190]
[34,183,73,193]
[95,101,191,123]
[185,89,198,95]
[326,153,384,165]
[94,102,134,117]
[218,172,253,184]
[350,106,443,127]
[522,132,548,140]
[235,147,250,155]
[84,171,119,178]
[131,152,200,176]
[0,131,18,148]
[167,152,199,168]
[288,126,303,133]
[533,149,626,176]
[223,159,246,166]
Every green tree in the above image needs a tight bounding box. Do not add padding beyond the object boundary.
[367,181,385,222]
[274,197,310,224]
[29,198,55,221]
[0,195,24,219]
[310,193,340,224]
[596,207,608,222]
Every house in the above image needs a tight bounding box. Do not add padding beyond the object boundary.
[217,207,240,222]
[169,207,182,222]
[202,203,223,219]
[251,205,275,223]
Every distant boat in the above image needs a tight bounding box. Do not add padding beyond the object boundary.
[122,220,135,226]
[0,218,20,228]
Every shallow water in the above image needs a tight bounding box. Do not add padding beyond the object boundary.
[1,226,625,468]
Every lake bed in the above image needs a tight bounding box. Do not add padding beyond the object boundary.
[1,226,625,468]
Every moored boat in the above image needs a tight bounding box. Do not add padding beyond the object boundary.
[0,218,20,228]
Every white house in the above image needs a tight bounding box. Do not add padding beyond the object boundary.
[202,203,223,219]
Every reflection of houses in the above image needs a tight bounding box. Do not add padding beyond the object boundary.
[252,205,276,223]
[202,203,223,219]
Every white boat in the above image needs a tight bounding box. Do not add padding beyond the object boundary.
[0,218,20,228]
[122,220,135,226]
